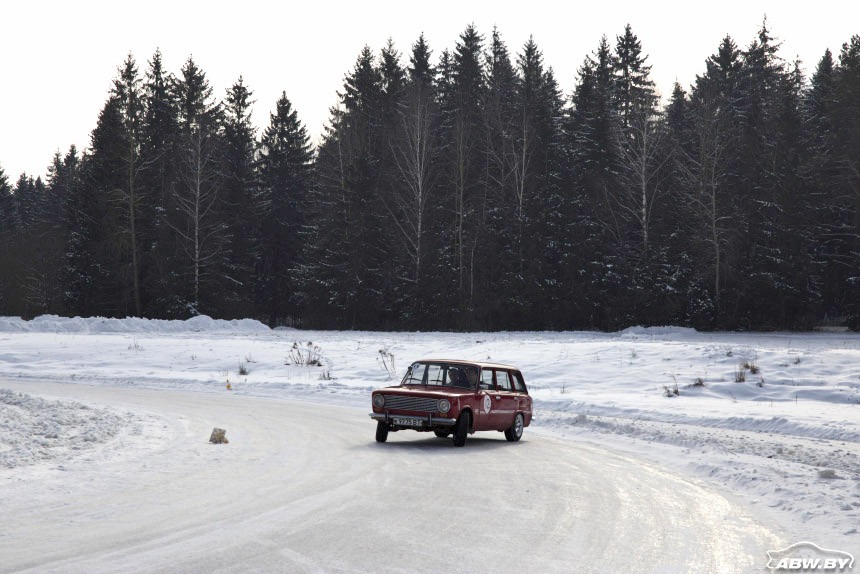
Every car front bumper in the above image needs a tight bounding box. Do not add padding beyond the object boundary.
[369,412,457,426]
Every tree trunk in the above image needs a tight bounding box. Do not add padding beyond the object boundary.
[128,136,141,316]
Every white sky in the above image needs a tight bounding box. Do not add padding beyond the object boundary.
[1,1,858,182]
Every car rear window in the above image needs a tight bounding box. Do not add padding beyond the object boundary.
[512,371,527,393]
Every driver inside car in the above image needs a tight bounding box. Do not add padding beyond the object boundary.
[447,369,462,386]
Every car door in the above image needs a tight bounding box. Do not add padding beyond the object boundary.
[493,370,519,430]
[511,370,532,424]
[472,368,496,431]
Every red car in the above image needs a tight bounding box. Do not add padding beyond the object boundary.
[370,360,533,447]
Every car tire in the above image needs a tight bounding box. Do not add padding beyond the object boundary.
[376,421,389,443]
[434,430,451,438]
[504,413,524,442]
[453,411,470,447]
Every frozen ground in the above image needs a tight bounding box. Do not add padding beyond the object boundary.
[0,381,782,573]
[1,315,858,566]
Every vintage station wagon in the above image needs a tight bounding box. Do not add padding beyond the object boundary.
[370,360,533,447]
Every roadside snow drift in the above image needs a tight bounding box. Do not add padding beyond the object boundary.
[0,314,269,334]
[0,389,144,469]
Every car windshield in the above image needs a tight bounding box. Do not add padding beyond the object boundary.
[401,362,478,390]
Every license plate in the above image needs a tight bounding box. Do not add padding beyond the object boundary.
[393,417,423,427]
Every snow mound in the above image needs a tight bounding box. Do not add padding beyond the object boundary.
[0,389,138,469]
[619,325,698,337]
[0,315,271,334]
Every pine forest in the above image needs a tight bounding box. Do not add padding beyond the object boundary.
[1,22,859,332]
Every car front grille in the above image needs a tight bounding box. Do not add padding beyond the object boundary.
[383,395,438,413]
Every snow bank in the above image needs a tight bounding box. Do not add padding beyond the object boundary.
[0,314,270,334]
[619,325,698,337]
[0,389,141,469]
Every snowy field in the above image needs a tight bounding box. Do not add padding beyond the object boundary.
[1,315,859,562]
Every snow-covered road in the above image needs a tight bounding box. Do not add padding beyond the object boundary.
[0,380,784,573]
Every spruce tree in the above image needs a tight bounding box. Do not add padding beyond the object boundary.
[21,150,76,316]
[302,46,387,327]
[257,92,313,325]
[140,49,179,317]
[803,50,839,320]
[376,39,412,320]
[222,76,259,318]
[568,35,625,328]
[734,21,796,327]
[478,27,517,327]
[63,105,123,316]
[832,35,860,326]
[665,83,689,143]
[511,37,565,328]
[571,36,617,190]
[613,24,656,127]
[0,165,18,314]
[379,39,406,116]
[11,173,45,316]
[438,25,485,324]
[662,83,709,326]
[13,174,38,233]
[111,54,145,316]
[0,165,14,235]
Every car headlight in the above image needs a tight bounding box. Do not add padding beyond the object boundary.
[372,394,385,408]
[438,399,451,413]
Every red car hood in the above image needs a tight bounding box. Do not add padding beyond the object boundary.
[376,386,476,399]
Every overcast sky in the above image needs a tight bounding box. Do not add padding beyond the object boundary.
[2,1,858,182]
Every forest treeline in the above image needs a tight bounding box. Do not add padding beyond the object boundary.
[1,22,859,331]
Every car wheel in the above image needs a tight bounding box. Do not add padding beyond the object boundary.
[505,413,524,442]
[376,421,389,443]
[434,430,451,438]
[453,411,470,447]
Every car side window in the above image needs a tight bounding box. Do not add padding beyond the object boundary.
[480,369,495,390]
[496,370,513,391]
[445,367,464,388]
[446,366,477,389]
[512,371,527,393]
[462,367,479,389]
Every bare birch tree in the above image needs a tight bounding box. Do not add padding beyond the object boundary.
[676,94,731,311]
[453,112,472,299]
[507,103,535,269]
[169,126,222,312]
[611,108,669,254]
[387,81,436,284]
